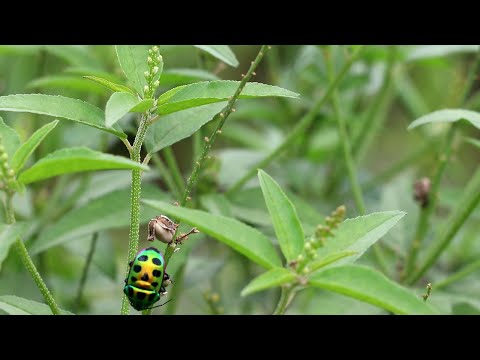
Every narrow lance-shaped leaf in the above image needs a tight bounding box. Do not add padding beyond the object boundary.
[145,102,226,154]
[258,170,304,262]
[11,120,59,172]
[115,45,164,97]
[408,109,480,130]
[18,147,149,185]
[194,45,239,67]
[317,211,406,265]
[0,117,21,159]
[0,223,24,271]
[27,76,107,95]
[0,295,73,315]
[83,75,135,94]
[310,251,358,273]
[241,268,295,297]
[142,199,282,269]
[105,93,153,127]
[30,185,167,255]
[157,81,299,115]
[309,265,438,315]
[0,94,126,139]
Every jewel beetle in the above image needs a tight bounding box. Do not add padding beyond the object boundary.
[123,246,171,311]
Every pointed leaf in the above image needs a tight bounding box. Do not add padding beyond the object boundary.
[11,120,59,172]
[408,109,480,130]
[105,92,139,127]
[194,45,239,67]
[145,102,226,154]
[18,147,148,185]
[241,267,295,296]
[142,199,282,269]
[317,211,406,264]
[30,185,167,255]
[0,295,73,315]
[157,81,300,115]
[309,265,438,314]
[0,223,24,271]
[0,94,126,138]
[258,170,304,262]
[83,75,134,94]
[115,45,151,97]
[0,117,21,159]
[310,251,358,273]
[27,76,106,95]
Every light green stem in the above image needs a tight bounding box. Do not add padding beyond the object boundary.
[273,286,296,315]
[434,259,480,290]
[121,115,150,315]
[162,147,185,196]
[151,153,182,199]
[74,232,98,313]
[5,192,61,315]
[226,45,365,195]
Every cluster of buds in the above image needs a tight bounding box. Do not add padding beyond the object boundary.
[143,45,162,99]
[290,205,346,274]
[0,140,16,193]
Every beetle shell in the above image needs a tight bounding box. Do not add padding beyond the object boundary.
[123,246,166,311]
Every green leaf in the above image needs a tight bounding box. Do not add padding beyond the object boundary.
[0,94,126,139]
[194,45,239,67]
[145,102,226,154]
[317,211,406,264]
[0,295,73,315]
[18,147,148,185]
[408,109,480,130]
[161,68,219,86]
[30,185,167,255]
[241,268,295,296]
[407,45,479,62]
[115,45,151,97]
[0,117,21,159]
[310,251,358,273]
[11,120,59,172]
[26,76,107,95]
[157,81,299,115]
[44,45,100,68]
[258,170,304,262]
[83,75,134,94]
[309,265,437,315]
[0,223,24,271]
[105,92,139,127]
[142,199,282,269]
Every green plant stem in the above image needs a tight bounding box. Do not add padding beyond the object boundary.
[226,45,365,195]
[434,259,480,290]
[151,152,182,199]
[5,192,61,315]
[324,47,366,216]
[403,123,457,280]
[273,286,296,315]
[162,147,185,196]
[121,114,150,315]
[74,232,98,313]
[407,165,480,284]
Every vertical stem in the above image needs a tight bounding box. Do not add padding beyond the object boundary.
[273,286,296,315]
[162,147,185,196]
[74,232,98,313]
[5,192,61,315]
[121,115,149,315]
[151,153,182,199]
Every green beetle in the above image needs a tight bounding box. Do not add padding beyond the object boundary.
[123,246,171,311]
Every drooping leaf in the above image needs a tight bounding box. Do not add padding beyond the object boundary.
[0,117,21,159]
[241,267,295,296]
[142,199,282,269]
[0,223,24,271]
[309,265,437,315]
[26,76,106,95]
[0,295,73,315]
[83,75,134,94]
[145,102,226,154]
[258,170,304,262]
[18,147,148,185]
[194,45,239,67]
[29,185,167,255]
[115,45,152,97]
[0,94,126,138]
[316,211,406,264]
[157,81,299,115]
[408,109,480,130]
[11,120,59,172]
